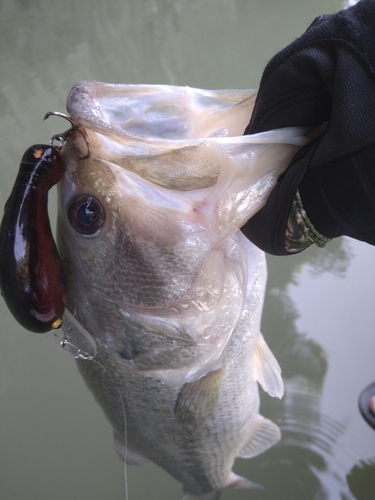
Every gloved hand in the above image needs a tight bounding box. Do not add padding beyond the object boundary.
[241,0,375,255]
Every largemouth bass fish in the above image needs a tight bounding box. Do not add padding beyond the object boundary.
[55,81,306,500]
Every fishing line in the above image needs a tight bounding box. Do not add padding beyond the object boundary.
[121,387,129,500]
[72,354,129,500]
[46,311,130,500]
[88,357,129,500]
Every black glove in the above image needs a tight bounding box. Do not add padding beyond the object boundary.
[241,0,375,255]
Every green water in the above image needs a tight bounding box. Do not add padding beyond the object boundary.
[0,0,374,499]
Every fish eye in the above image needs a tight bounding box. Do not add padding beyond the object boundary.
[68,194,105,236]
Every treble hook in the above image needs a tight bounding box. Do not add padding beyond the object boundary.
[43,111,91,159]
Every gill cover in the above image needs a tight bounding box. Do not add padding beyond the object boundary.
[0,145,66,333]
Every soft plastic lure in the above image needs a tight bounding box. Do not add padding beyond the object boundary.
[0,145,66,332]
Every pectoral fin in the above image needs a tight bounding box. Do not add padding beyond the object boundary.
[254,332,284,398]
[175,365,225,423]
[114,433,150,465]
[238,414,281,458]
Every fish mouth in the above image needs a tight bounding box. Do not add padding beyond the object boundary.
[65,81,308,194]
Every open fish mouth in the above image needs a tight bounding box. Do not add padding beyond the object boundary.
[65,80,307,195]
[66,80,258,141]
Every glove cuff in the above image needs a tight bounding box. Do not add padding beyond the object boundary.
[285,189,330,254]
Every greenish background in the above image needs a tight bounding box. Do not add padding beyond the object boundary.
[0,0,374,499]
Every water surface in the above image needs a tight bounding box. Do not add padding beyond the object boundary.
[0,1,374,499]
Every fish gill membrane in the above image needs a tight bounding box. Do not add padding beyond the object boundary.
[42,82,310,499]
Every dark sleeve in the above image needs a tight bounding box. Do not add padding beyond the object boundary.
[241,0,375,255]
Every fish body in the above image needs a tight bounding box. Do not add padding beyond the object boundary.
[57,81,305,498]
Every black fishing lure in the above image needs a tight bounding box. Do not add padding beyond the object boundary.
[0,145,66,332]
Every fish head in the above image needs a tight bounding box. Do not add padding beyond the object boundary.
[57,81,305,381]
[57,139,218,310]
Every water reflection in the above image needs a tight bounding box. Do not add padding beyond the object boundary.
[242,238,375,500]
[260,380,351,499]
[347,459,375,500]
[260,244,352,386]
[239,382,375,500]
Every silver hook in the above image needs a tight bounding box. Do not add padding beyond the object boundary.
[59,338,94,360]
[44,111,91,160]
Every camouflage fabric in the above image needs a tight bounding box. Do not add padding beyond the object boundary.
[285,190,330,254]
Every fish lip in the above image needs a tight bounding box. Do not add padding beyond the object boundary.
[66,81,88,120]
[66,80,198,144]
[67,81,105,132]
